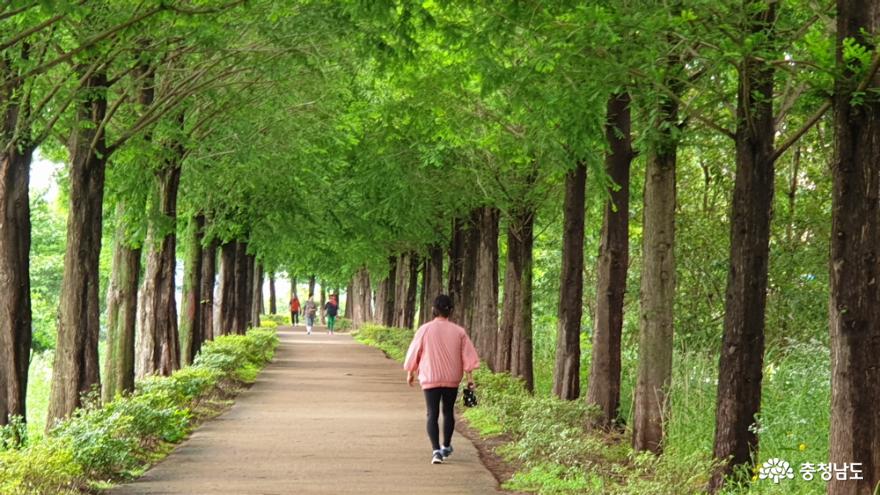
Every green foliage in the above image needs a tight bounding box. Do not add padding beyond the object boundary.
[352,325,414,362]
[3,329,278,494]
[28,193,66,353]
[0,438,82,495]
[334,317,354,332]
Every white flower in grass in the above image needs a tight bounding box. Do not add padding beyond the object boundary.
[758,458,794,484]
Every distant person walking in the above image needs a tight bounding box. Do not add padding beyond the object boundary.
[289,295,301,326]
[403,294,479,465]
[324,294,339,335]
[304,295,318,335]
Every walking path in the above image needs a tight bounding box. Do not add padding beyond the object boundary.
[110,326,504,495]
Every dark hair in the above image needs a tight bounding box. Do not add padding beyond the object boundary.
[432,294,454,317]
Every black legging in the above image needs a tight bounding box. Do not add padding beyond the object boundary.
[291,311,299,325]
[424,387,458,451]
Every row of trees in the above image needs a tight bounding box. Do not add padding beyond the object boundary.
[1,0,878,492]
[332,1,878,493]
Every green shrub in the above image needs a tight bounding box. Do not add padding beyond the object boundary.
[258,319,278,329]
[0,437,82,495]
[260,314,288,326]
[353,325,414,361]
[334,318,353,332]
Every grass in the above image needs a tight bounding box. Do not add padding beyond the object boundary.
[354,324,831,494]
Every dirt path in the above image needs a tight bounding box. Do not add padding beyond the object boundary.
[109,326,506,495]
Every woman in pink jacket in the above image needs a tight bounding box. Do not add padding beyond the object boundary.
[403,294,480,465]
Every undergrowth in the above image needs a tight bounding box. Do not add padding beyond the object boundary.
[0,328,279,495]
[354,325,830,495]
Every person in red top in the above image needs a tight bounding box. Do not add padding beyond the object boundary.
[404,294,479,464]
[289,294,301,326]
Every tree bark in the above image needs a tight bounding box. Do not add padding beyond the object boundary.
[179,215,204,367]
[711,2,777,487]
[828,0,880,492]
[633,82,680,453]
[404,253,420,329]
[587,92,633,428]
[241,251,255,333]
[308,274,316,298]
[344,280,353,319]
[375,256,396,326]
[250,263,262,328]
[218,241,236,337]
[352,268,372,326]
[199,238,217,342]
[448,218,465,322]
[393,253,411,327]
[0,112,32,428]
[460,212,480,333]
[102,205,141,402]
[269,273,277,314]
[136,160,182,378]
[232,242,249,334]
[472,206,500,370]
[553,162,587,401]
[48,71,108,425]
[319,281,326,325]
[497,208,535,392]
[421,246,443,325]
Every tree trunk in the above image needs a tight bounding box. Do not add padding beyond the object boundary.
[218,241,236,336]
[102,205,141,402]
[828,1,880,492]
[250,263,262,328]
[448,218,465,322]
[393,253,410,327]
[421,246,443,324]
[269,273,277,314]
[179,215,204,367]
[404,253,420,329]
[352,268,373,326]
[199,238,217,343]
[48,71,108,425]
[419,258,429,326]
[344,280,353,319]
[379,256,396,326]
[711,2,776,487]
[308,274,316,298]
[232,242,249,335]
[136,161,182,378]
[498,208,535,392]
[319,282,326,325]
[587,92,633,428]
[553,162,587,401]
[241,251,255,333]
[633,81,681,453]
[461,212,480,333]
[0,131,32,428]
[292,276,298,298]
[472,206,500,370]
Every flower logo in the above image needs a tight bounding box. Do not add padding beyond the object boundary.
[758,458,795,484]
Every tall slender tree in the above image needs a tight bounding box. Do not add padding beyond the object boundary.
[827,0,880,491]
[712,1,777,485]
[587,93,633,427]
[553,162,587,400]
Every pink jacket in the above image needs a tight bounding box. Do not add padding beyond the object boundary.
[403,318,480,390]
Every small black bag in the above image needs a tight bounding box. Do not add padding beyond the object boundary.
[462,385,478,407]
